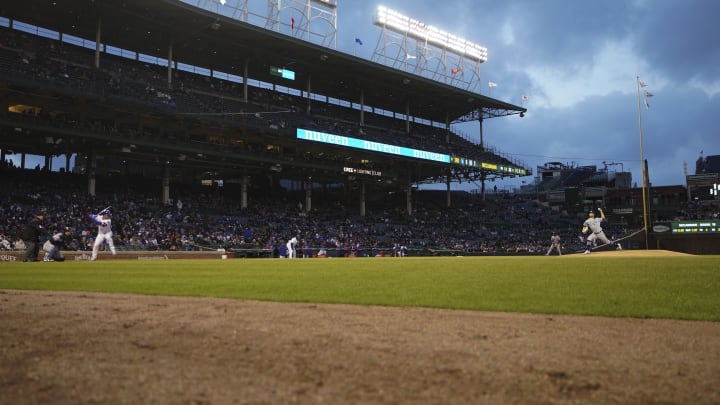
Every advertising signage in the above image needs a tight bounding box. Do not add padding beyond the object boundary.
[296,128,528,175]
[296,128,450,163]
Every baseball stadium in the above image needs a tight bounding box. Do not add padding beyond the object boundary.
[1,1,719,403]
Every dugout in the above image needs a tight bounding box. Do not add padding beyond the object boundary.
[0,250,233,262]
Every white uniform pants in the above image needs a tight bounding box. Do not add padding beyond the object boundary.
[587,231,611,246]
[92,232,117,259]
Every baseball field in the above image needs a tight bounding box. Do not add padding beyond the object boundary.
[2,250,719,403]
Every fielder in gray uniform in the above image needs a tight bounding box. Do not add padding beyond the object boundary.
[582,208,622,254]
[42,228,72,262]
[545,232,562,256]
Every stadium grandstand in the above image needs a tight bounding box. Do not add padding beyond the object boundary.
[687,152,720,201]
[0,0,530,213]
[1,1,715,256]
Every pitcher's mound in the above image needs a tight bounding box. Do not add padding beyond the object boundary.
[589,249,691,257]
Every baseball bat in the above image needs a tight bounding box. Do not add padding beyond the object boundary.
[98,205,112,215]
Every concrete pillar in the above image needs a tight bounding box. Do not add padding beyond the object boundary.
[162,163,170,205]
[306,75,312,115]
[359,89,365,126]
[305,177,312,213]
[87,153,96,196]
[406,184,412,216]
[446,174,452,208]
[167,41,173,88]
[241,175,248,209]
[94,18,102,69]
[243,60,249,102]
[360,182,366,217]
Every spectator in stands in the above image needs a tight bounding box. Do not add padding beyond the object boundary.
[13,238,26,252]
[276,241,287,258]
[316,246,328,258]
[301,239,312,258]
[0,234,11,250]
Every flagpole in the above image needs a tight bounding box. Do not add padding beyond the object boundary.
[636,76,649,249]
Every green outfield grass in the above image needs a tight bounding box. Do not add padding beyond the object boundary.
[2,255,719,321]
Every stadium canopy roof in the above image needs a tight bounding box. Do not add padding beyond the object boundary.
[1,0,526,124]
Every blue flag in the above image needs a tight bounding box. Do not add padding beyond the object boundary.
[355,38,363,45]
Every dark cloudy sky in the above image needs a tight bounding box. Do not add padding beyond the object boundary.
[332,0,720,190]
[199,0,720,189]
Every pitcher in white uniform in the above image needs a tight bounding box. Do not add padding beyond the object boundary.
[582,208,622,254]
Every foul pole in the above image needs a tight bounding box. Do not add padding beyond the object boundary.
[636,76,649,249]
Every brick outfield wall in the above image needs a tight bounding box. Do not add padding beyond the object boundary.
[0,251,233,262]
[651,234,720,255]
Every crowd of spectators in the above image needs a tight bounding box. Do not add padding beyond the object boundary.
[0,167,646,257]
[670,199,720,221]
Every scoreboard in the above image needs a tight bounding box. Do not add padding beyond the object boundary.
[671,220,719,234]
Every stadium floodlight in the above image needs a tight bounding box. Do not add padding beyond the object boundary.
[374,6,488,63]
[311,0,337,8]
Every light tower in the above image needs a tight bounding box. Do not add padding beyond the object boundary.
[191,0,337,48]
[265,0,337,48]
[371,6,488,93]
